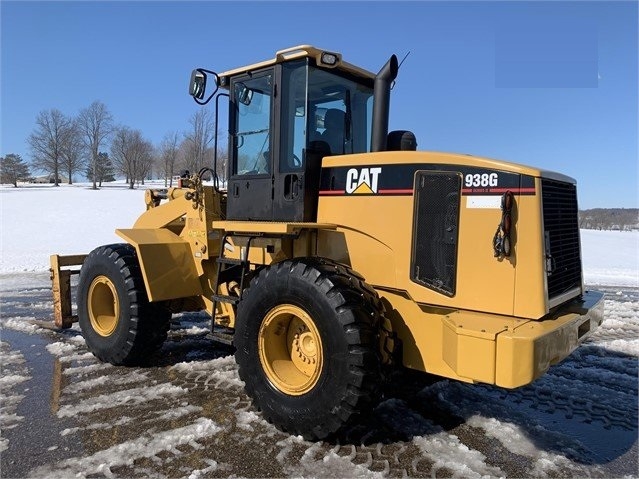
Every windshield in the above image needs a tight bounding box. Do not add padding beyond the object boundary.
[280,60,374,173]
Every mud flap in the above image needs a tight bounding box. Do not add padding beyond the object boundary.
[116,228,202,302]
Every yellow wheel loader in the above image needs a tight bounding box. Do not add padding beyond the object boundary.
[50,45,604,440]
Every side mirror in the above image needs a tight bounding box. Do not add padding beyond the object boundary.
[236,82,253,106]
[189,68,219,105]
[189,70,207,99]
[315,108,327,129]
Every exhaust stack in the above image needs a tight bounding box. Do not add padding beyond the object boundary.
[371,54,399,152]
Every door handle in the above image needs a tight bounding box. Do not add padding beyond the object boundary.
[284,174,299,200]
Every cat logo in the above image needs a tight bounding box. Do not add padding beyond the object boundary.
[345,167,382,194]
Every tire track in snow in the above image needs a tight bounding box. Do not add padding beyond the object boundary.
[28,417,222,479]
[62,370,149,395]
[548,365,636,396]
[589,298,639,341]
[506,373,637,430]
[419,381,605,477]
[375,397,507,478]
[279,440,387,478]
[56,382,188,418]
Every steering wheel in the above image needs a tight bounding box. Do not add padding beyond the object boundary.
[292,154,301,168]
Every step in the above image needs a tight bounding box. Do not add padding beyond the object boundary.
[216,257,249,266]
[206,331,234,346]
[212,294,240,305]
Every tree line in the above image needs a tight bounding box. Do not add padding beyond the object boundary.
[579,208,639,231]
[0,100,228,189]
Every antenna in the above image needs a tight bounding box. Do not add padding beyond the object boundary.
[391,51,410,90]
[398,51,411,69]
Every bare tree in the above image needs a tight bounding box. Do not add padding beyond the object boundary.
[159,132,179,187]
[28,109,74,186]
[0,154,31,187]
[182,108,215,173]
[60,121,84,184]
[176,138,191,174]
[111,127,153,189]
[138,140,155,185]
[215,145,229,186]
[78,101,113,190]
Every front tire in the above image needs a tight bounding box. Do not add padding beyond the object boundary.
[77,244,170,365]
[235,258,383,440]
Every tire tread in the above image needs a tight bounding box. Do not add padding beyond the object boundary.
[78,243,170,366]
[235,256,384,440]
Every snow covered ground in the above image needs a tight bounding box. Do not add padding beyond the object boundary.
[0,182,637,478]
[0,182,147,273]
[581,229,639,287]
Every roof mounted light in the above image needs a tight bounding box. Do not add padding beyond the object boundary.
[320,51,339,66]
[273,46,343,69]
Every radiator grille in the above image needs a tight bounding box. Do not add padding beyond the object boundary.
[411,172,461,296]
[542,178,582,300]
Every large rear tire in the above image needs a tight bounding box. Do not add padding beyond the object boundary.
[235,257,383,440]
[77,244,171,365]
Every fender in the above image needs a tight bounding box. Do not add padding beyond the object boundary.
[116,228,202,302]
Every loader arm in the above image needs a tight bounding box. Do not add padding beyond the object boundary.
[116,182,225,308]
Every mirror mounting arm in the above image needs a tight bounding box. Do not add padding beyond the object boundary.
[190,68,220,105]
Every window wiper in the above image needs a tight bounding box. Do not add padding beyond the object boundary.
[238,127,270,136]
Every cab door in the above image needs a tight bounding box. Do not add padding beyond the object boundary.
[226,70,275,221]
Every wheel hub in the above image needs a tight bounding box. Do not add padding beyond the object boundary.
[87,275,120,337]
[258,304,323,396]
[293,328,318,365]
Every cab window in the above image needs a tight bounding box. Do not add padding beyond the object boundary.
[232,72,273,176]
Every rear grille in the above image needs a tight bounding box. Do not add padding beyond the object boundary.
[541,179,582,301]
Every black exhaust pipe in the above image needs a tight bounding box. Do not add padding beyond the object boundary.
[371,54,399,152]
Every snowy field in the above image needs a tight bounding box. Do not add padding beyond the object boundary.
[1,181,637,286]
[0,182,637,478]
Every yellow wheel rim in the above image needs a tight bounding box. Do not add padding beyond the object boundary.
[87,275,120,337]
[258,304,323,396]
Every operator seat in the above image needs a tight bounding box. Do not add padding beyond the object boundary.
[321,109,346,155]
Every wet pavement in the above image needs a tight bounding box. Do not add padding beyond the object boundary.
[0,273,637,478]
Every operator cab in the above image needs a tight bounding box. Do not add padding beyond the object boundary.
[189,46,404,222]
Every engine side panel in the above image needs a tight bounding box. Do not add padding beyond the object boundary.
[316,151,548,318]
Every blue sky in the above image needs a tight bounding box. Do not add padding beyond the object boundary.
[1,1,637,209]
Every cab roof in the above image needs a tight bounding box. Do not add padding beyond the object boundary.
[217,45,376,83]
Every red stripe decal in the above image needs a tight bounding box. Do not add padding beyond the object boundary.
[319,189,413,196]
[378,189,413,194]
[320,187,534,196]
[319,190,346,195]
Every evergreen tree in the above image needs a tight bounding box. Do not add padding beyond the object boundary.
[85,152,115,186]
[0,154,32,187]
